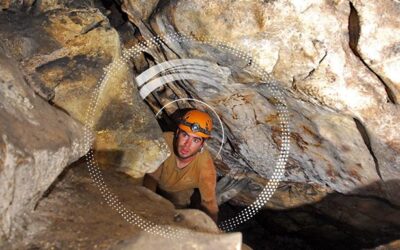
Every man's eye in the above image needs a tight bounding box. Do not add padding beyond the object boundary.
[193,138,200,143]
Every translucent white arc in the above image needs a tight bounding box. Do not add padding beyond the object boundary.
[139,73,223,99]
[151,67,227,86]
[136,59,228,86]
[136,63,224,87]
[155,98,225,159]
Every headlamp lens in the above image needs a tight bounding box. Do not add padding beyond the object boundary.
[191,123,200,132]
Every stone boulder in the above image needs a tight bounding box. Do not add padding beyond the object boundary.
[351,0,400,103]
[0,0,109,13]
[0,49,89,242]
[0,7,169,178]
[114,231,242,250]
[122,0,160,23]
[7,160,245,249]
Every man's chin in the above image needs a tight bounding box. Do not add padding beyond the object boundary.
[177,153,189,159]
[176,152,196,160]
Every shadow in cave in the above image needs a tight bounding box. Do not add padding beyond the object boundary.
[218,180,400,250]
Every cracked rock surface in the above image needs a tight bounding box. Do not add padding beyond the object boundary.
[7,160,243,250]
[350,0,400,104]
[118,0,400,206]
[0,6,169,178]
[119,0,400,246]
[0,48,89,242]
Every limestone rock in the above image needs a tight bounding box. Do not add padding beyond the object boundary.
[114,231,242,250]
[0,8,169,178]
[372,239,400,250]
[351,0,400,103]
[189,79,381,204]
[9,161,238,249]
[349,0,400,205]
[142,0,400,205]
[118,0,400,243]
[0,0,35,11]
[0,49,89,242]
[122,0,160,23]
[121,25,383,204]
[282,94,381,195]
[0,0,108,13]
[174,209,219,233]
[235,181,400,249]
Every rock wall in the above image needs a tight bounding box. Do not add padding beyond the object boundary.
[119,0,400,246]
[0,1,169,179]
[119,0,400,205]
[1,0,399,248]
[0,0,170,244]
[351,0,400,103]
[7,160,244,250]
[0,49,88,241]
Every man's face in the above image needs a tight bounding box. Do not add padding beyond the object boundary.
[175,129,204,159]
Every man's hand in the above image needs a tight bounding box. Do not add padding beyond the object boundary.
[200,201,219,224]
[210,212,218,224]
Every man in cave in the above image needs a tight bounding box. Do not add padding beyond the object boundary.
[143,109,219,223]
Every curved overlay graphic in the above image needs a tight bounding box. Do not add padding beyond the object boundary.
[83,33,291,238]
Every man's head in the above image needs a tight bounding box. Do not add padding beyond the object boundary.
[174,110,213,159]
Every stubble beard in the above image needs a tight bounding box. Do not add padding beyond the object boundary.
[174,142,201,160]
[176,145,199,160]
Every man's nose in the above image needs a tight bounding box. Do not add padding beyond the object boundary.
[183,137,191,147]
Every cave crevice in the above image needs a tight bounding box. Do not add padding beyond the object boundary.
[348,1,397,104]
[353,117,383,180]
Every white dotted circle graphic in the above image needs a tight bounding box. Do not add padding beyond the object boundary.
[83,32,291,237]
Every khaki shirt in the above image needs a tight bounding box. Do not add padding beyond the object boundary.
[150,132,219,215]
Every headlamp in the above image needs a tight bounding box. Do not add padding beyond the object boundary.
[180,120,211,135]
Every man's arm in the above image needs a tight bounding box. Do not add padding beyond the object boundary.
[143,166,162,192]
[198,158,219,223]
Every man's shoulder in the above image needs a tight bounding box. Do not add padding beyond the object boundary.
[197,148,215,170]
[199,148,212,160]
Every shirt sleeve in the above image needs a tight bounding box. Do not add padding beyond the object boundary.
[198,155,219,218]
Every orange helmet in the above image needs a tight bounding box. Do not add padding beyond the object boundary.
[178,110,213,138]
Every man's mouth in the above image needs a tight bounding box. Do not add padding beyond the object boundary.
[180,148,189,155]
